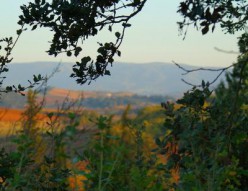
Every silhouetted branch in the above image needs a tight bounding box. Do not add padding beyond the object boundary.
[214,47,239,54]
[173,61,235,87]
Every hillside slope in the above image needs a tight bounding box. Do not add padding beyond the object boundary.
[5,62,226,96]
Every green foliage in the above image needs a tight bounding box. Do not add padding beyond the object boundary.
[0,1,248,190]
[0,148,19,189]
[172,2,248,189]
[0,90,80,190]
[80,110,162,191]
[156,56,248,190]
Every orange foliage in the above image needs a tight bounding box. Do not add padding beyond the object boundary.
[0,108,23,122]
[0,107,45,122]
[68,160,90,191]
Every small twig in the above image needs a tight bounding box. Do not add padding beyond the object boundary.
[214,47,239,54]
[173,61,235,87]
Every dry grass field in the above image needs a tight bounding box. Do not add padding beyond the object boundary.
[0,107,48,135]
[0,108,23,135]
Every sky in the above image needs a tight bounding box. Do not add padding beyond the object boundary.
[0,0,240,67]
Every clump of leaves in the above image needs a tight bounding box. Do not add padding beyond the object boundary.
[0,89,90,190]
[79,108,162,191]
[178,0,248,35]
[156,57,248,190]
[18,0,147,84]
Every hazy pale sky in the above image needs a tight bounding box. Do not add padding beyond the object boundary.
[0,0,240,67]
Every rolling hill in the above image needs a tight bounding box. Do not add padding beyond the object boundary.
[5,61,226,96]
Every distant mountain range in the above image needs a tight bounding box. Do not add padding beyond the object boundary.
[5,61,227,97]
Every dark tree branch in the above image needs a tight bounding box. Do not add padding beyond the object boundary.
[214,47,239,54]
[18,0,148,85]
[173,61,235,87]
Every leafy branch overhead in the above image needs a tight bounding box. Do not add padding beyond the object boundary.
[18,0,147,84]
[178,0,248,35]
[176,0,248,88]
[0,31,46,95]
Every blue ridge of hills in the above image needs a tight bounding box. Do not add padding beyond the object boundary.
[5,61,226,97]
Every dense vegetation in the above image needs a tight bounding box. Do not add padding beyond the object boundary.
[0,89,172,110]
[0,0,247,190]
